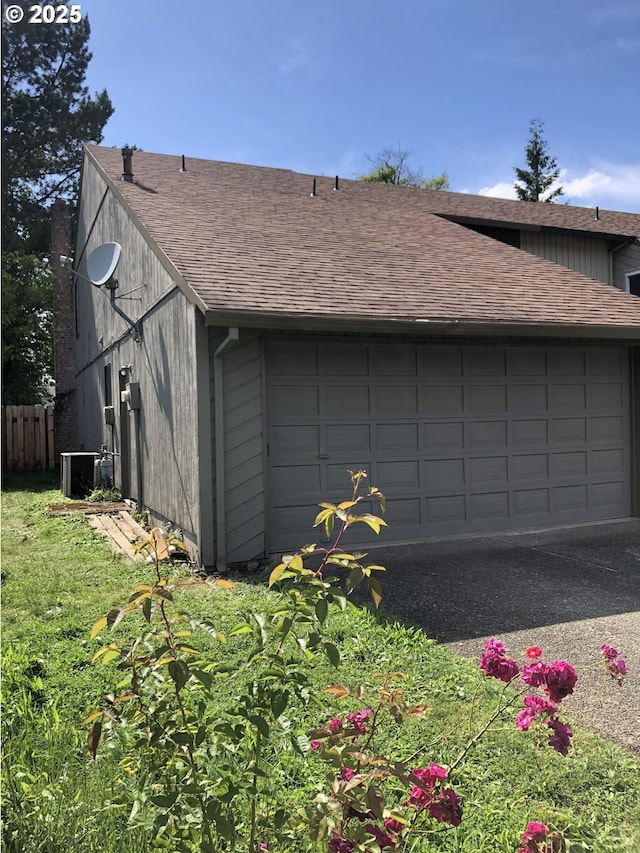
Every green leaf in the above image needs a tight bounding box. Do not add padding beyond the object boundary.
[90,616,107,639]
[106,607,125,632]
[229,622,252,636]
[98,648,121,665]
[346,566,364,593]
[168,659,190,691]
[170,731,193,745]
[324,513,336,539]
[193,669,213,690]
[86,720,102,759]
[356,514,388,534]
[270,690,290,719]
[276,616,294,639]
[82,708,103,726]
[315,597,328,625]
[249,715,270,737]
[268,562,288,587]
[308,812,328,844]
[141,596,152,623]
[324,642,340,668]
[150,791,179,809]
[366,784,386,820]
[213,813,234,841]
[368,576,383,609]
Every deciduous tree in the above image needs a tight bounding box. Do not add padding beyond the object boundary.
[360,145,449,190]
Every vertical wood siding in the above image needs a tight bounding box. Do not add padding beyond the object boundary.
[75,155,204,557]
[216,330,265,562]
[520,231,610,282]
[613,241,640,291]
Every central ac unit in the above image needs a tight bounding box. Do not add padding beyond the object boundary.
[60,452,99,498]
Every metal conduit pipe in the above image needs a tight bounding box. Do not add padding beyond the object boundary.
[213,327,239,572]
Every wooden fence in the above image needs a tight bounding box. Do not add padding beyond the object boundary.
[2,405,56,472]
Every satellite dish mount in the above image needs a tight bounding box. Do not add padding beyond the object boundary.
[87,242,122,288]
[61,241,141,342]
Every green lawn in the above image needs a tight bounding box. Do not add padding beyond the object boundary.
[2,474,639,852]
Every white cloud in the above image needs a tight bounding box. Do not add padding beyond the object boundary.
[560,163,640,210]
[478,181,518,200]
[477,163,640,213]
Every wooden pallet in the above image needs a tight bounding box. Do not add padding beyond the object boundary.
[87,511,149,561]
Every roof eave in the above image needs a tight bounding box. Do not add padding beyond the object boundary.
[204,310,640,341]
[440,214,638,242]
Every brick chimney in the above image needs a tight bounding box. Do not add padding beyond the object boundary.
[51,198,77,460]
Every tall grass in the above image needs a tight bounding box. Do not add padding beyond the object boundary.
[2,474,639,852]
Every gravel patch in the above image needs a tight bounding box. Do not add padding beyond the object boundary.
[358,519,640,754]
[447,611,640,754]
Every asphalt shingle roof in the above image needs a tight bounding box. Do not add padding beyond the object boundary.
[85,146,640,337]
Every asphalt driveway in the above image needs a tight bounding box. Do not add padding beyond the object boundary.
[360,518,640,753]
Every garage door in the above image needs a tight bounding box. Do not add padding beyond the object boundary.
[266,340,631,551]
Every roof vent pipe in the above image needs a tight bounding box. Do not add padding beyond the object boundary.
[334,175,339,191]
[180,154,186,173]
[310,178,317,197]
[121,147,134,182]
[594,206,600,221]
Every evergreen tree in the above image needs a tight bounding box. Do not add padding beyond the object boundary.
[513,119,563,203]
[2,4,113,402]
[360,145,449,190]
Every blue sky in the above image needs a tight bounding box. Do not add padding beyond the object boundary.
[80,0,640,211]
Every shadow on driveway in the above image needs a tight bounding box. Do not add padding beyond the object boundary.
[363,518,640,644]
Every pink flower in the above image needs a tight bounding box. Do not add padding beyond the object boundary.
[328,831,355,852]
[518,820,564,852]
[601,644,618,661]
[427,788,463,826]
[364,823,396,849]
[414,763,448,786]
[310,740,321,751]
[526,646,543,659]
[340,767,355,781]
[328,716,343,733]
[601,645,627,682]
[517,821,549,852]
[516,695,557,731]
[346,708,372,735]
[544,660,577,704]
[546,717,573,756]
[259,845,268,851]
[522,661,548,688]
[610,658,627,677]
[383,818,404,835]
[406,764,449,810]
[484,637,508,655]
[479,643,520,683]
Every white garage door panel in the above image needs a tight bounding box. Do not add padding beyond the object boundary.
[266,342,631,552]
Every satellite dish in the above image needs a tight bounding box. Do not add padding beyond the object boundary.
[86,242,122,286]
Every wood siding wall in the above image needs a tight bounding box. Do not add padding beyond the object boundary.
[212,329,265,563]
[613,241,640,292]
[75,155,206,558]
[520,231,610,282]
